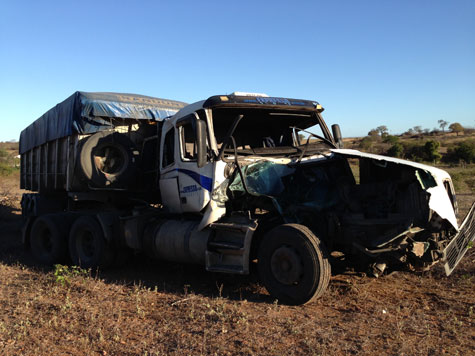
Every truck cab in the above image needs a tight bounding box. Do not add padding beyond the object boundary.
[151,92,472,304]
[157,92,337,217]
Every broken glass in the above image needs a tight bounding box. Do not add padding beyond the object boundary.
[228,160,340,216]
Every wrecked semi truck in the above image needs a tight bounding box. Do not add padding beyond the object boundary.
[20,91,475,305]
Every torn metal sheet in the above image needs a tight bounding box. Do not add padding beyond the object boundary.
[331,149,459,230]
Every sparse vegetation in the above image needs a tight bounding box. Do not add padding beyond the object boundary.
[423,139,442,162]
[348,123,474,165]
[384,140,441,162]
[359,136,374,151]
[0,142,19,177]
[445,165,475,193]
[53,264,90,286]
[0,133,474,355]
[382,134,399,145]
[445,139,475,164]
[387,142,403,158]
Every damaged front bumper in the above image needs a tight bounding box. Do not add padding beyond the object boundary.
[443,202,475,276]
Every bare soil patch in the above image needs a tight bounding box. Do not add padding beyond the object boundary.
[0,172,474,355]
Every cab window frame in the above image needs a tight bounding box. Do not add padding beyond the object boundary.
[176,114,198,163]
[161,127,175,169]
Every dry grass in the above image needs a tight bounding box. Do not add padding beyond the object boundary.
[0,172,21,220]
[0,157,474,355]
[0,253,473,355]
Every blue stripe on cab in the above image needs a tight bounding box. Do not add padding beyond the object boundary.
[176,168,213,191]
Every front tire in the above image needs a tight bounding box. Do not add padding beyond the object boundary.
[258,224,331,305]
[69,216,114,269]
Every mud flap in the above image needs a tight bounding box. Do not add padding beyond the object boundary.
[442,202,475,276]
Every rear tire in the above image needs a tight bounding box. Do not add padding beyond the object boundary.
[69,215,114,269]
[258,224,331,305]
[30,214,68,265]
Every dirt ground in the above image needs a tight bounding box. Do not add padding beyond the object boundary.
[0,173,474,356]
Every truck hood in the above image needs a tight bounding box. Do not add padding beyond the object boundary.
[331,149,459,230]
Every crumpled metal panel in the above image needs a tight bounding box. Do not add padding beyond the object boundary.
[331,149,459,230]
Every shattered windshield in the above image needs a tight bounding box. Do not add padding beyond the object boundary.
[212,108,333,157]
[228,160,340,213]
[229,161,295,196]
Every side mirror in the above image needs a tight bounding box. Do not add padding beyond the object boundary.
[196,119,208,168]
[331,124,344,148]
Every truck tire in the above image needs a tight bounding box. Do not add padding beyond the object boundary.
[258,224,331,305]
[79,131,137,188]
[30,214,69,265]
[69,215,114,269]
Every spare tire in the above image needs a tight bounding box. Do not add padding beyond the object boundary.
[79,131,137,189]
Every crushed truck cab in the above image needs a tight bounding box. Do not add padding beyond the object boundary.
[20,91,474,305]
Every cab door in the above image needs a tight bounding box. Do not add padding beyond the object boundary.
[159,114,211,213]
[175,115,212,212]
[159,121,182,213]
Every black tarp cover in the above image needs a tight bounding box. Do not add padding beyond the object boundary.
[20,91,187,153]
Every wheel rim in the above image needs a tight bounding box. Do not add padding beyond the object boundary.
[93,145,126,175]
[270,246,303,285]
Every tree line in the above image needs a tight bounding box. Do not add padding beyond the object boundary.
[359,122,474,164]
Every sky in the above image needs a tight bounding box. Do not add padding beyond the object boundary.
[0,0,474,142]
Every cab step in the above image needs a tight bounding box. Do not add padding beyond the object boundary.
[205,217,257,275]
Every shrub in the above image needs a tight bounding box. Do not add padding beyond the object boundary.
[403,143,425,161]
[395,140,441,162]
[0,148,9,161]
[0,162,15,176]
[0,148,18,176]
[445,140,475,163]
[359,137,374,151]
[387,143,404,158]
[424,140,441,162]
[383,135,399,145]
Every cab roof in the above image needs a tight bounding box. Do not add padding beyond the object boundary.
[202,93,324,112]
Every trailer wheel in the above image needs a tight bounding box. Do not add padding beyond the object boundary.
[30,215,68,265]
[69,216,114,269]
[79,131,137,188]
[258,224,331,305]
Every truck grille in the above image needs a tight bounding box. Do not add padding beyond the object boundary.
[443,202,475,276]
